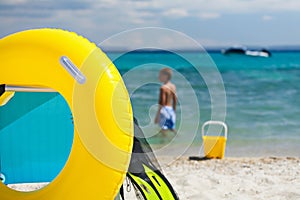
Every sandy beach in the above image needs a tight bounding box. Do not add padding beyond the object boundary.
[9,156,300,200]
[161,157,300,200]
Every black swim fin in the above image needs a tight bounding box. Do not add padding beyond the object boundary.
[124,118,179,200]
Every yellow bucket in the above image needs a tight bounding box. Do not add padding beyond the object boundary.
[202,121,228,159]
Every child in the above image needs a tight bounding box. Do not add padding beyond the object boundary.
[155,67,177,134]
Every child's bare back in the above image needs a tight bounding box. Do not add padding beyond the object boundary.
[160,82,176,110]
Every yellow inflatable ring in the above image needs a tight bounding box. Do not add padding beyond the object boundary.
[0,29,133,199]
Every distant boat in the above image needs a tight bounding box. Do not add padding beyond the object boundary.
[222,47,271,57]
[245,49,271,57]
[221,47,246,55]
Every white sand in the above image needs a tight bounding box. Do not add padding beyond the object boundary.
[162,157,300,200]
[8,157,300,200]
[8,182,48,192]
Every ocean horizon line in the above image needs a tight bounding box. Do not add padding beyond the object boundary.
[101,45,300,53]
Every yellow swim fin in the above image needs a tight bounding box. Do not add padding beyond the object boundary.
[127,164,178,200]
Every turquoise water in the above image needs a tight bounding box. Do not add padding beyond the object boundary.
[0,93,73,184]
[107,51,300,157]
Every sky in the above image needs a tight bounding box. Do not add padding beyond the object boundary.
[0,0,300,48]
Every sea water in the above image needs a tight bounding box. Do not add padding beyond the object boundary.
[107,51,300,157]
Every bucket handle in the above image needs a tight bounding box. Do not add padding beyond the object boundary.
[201,121,228,138]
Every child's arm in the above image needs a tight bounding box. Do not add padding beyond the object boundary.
[155,87,165,123]
[172,86,177,111]
[172,92,177,111]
